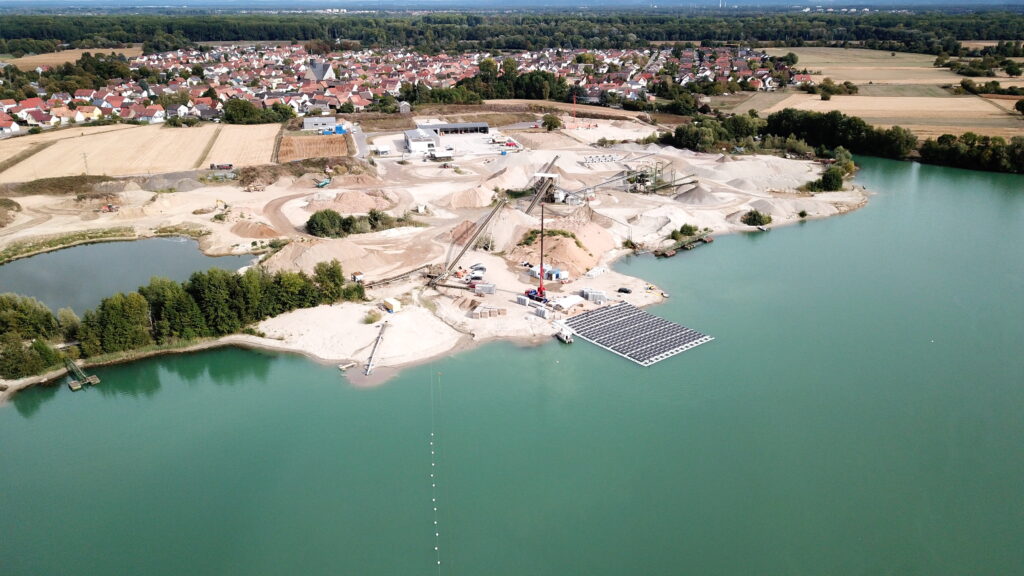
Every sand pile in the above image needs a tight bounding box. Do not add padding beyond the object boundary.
[265,238,387,276]
[485,206,537,252]
[506,235,597,278]
[307,190,393,215]
[446,220,477,245]
[674,183,723,206]
[446,186,494,209]
[231,221,279,239]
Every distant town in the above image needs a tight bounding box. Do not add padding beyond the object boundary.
[1,43,808,133]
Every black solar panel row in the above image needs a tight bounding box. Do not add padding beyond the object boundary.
[566,303,713,366]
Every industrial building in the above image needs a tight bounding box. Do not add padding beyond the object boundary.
[416,122,489,136]
[404,128,440,154]
[303,116,337,131]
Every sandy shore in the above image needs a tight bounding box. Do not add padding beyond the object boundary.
[1,117,871,402]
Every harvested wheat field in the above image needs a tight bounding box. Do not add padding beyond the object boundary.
[764,94,1024,139]
[765,47,961,85]
[2,46,143,71]
[278,134,349,163]
[0,124,221,183]
[0,124,137,164]
[202,124,280,167]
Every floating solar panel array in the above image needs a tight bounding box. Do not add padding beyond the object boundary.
[563,302,713,367]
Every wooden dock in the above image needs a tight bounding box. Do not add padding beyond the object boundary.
[66,359,100,391]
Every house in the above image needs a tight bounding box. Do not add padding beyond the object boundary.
[24,109,58,127]
[139,105,166,123]
[792,74,814,86]
[76,105,102,121]
[0,119,20,134]
[304,61,337,83]
[398,101,412,114]
[303,116,337,131]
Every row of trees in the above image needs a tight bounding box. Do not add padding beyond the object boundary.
[4,11,1015,54]
[306,209,417,238]
[0,261,364,379]
[763,108,918,159]
[222,99,296,124]
[919,133,1024,174]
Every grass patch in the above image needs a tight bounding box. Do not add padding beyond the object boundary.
[153,224,209,239]
[194,125,223,169]
[0,226,135,264]
[0,197,22,227]
[12,174,116,197]
[364,309,382,324]
[340,112,415,132]
[518,228,585,249]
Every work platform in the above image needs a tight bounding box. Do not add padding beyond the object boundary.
[563,302,713,367]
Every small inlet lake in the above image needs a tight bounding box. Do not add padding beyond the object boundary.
[0,237,253,314]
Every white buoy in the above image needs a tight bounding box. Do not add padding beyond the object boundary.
[433,507,437,511]
[434,521,438,525]
[435,546,439,551]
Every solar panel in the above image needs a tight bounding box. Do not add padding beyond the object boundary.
[565,303,713,366]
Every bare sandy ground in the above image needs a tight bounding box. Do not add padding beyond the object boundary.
[1,117,871,395]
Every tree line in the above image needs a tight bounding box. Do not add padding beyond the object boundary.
[2,12,1021,55]
[0,261,364,380]
[919,133,1024,174]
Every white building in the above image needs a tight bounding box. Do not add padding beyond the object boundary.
[404,128,439,154]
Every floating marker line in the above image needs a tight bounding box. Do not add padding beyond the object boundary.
[430,372,442,574]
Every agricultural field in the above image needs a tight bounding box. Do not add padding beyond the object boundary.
[278,134,349,163]
[0,123,285,183]
[765,47,961,85]
[763,93,1024,140]
[1,46,143,70]
[0,124,136,163]
[201,124,280,167]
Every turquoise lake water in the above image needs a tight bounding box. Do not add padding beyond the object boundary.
[0,237,252,313]
[1,158,1022,574]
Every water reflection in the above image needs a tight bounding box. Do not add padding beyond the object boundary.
[11,383,59,419]
[6,347,276,418]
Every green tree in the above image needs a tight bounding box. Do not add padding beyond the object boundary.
[186,269,242,336]
[741,210,772,227]
[541,114,562,131]
[138,277,208,343]
[1016,100,1024,115]
[313,260,346,303]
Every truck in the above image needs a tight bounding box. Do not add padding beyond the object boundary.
[524,288,548,304]
[209,163,234,170]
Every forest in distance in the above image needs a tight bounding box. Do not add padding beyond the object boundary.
[1,11,1023,55]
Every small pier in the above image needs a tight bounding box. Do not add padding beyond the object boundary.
[564,302,713,367]
[364,322,389,376]
[66,359,100,391]
[655,235,713,258]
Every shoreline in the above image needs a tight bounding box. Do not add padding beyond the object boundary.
[1,181,871,406]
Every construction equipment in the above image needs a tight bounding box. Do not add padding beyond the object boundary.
[525,155,560,215]
[524,204,549,303]
[428,198,508,288]
[99,203,119,213]
[315,177,332,188]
